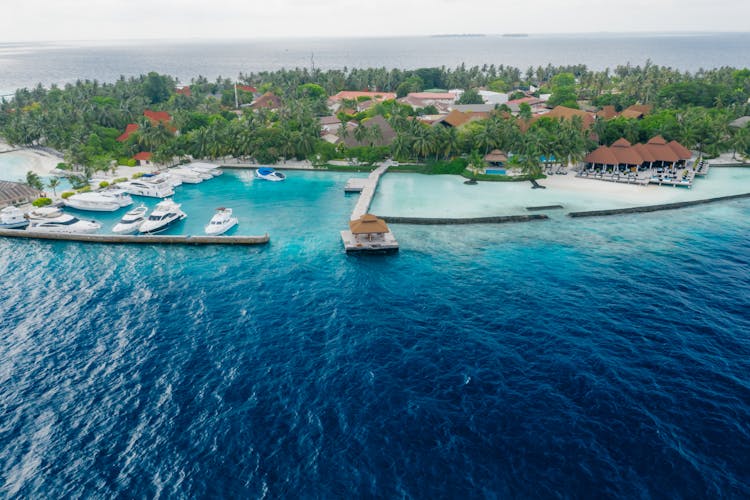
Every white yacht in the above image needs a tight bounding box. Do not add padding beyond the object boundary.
[63,190,133,211]
[255,167,286,181]
[120,178,175,198]
[168,167,205,184]
[138,199,186,234]
[188,162,223,177]
[112,204,148,234]
[204,207,238,236]
[27,206,63,219]
[147,171,182,187]
[0,206,29,229]
[26,209,101,234]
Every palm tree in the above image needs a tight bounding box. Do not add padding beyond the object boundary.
[47,177,61,197]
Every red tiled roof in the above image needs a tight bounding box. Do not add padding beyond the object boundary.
[645,136,680,162]
[144,110,171,124]
[117,123,139,142]
[237,85,257,93]
[176,86,191,97]
[134,152,152,161]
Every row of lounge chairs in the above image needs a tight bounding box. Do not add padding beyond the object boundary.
[544,167,568,175]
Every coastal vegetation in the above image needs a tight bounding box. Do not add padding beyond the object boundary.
[1,63,749,184]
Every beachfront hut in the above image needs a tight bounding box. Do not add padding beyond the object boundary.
[134,151,153,166]
[645,136,681,168]
[484,150,508,166]
[583,145,618,172]
[610,138,643,172]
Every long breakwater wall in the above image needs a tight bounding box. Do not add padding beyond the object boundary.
[381,214,549,225]
[0,230,270,245]
[568,192,750,218]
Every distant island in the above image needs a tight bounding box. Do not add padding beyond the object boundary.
[502,33,529,38]
[430,34,486,38]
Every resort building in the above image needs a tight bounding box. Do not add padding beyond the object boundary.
[319,116,343,134]
[133,151,153,166]
[250,92,282,110]
[596,104,653,120]
[506,96,547,115]
[341,115,396,148]
[433,109,489,128]
[0,181,42,208]
[400,92,457,112]
[327,91,397,113]
[580,136,695,186]
[117,110,175,142]
[175,86,191,97]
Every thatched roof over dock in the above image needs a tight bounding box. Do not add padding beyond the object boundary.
[349,214,390,234]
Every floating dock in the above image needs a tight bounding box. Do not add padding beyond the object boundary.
[0,230,270,246]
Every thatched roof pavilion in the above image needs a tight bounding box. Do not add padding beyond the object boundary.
[349,214,390,234]
[484,149,508,164]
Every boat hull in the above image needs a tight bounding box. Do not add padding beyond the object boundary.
[138,214,186,234]
[204,217,238,236]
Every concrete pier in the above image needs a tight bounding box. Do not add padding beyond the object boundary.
[0,230,270,246]
[344,178,369,193]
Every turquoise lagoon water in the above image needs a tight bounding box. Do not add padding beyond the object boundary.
[2,161,750,497]
[372,167,750,217]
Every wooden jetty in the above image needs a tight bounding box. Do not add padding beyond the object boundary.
[344,178,369,193]
[342,165,399,252]
[350,165,389,221]
[0,230,270,246]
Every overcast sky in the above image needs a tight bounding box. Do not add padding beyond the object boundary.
[2,0,749,41]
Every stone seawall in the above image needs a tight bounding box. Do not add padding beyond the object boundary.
[381,214,549,225]
[0,231,270,245]
[568,193,750,218]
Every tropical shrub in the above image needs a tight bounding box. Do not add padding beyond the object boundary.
[132,172,144,179]
[32,197,52,207]
[61,191,75,199]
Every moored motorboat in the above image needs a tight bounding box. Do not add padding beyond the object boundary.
[138,199,186,234]
[64,190,133,211]
[112,204,148,234]
[168,167,205,184]
[119,177,175,198]
[254,167,286,181]
[0,206,29,229]
[204,207,238,236]
[26,208,101,234]
[188,162,223,177]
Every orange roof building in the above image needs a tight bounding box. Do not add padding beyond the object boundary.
[133,152,152,162]
[117,123,139,142]
[583,136,692,169]
[176,86,191,97]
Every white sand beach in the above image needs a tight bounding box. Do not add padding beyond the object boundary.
[0,140,62,177]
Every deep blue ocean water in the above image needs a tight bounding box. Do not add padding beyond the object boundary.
[2,33,750,95]
[1,169,749,497]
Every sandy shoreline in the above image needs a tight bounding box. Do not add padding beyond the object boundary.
[0,140,62,176]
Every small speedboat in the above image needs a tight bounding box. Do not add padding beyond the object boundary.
[204,207,238,236]
[0,206,29,229]
[138,199,186,234]
[112,204,148,234]
[254,167,286,181]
